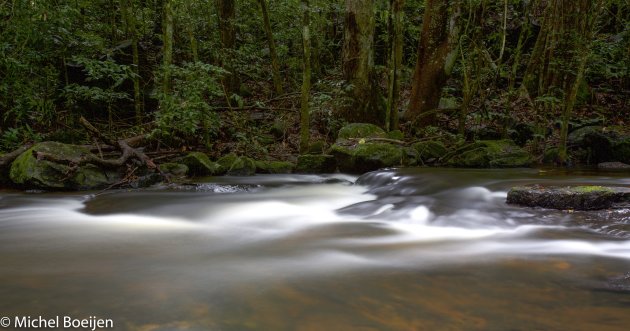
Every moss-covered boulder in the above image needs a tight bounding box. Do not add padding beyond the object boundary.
[445,140,532,168]
[330,140,405,173]
[411,141,448,164]
[386,130,404,140]
[217,153,256,176]
[182,152,220,176]
[159,163,189,177]
[307,140,328,155]
[295,155,337,173]
[507,185,630,210]
[255,160,294,174]
[9,142,119,190]
[353,143,405,173]
[567,126,630,164]
[337,123,385,139]
[329,140,355,171]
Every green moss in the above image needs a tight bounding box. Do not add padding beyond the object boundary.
[255,160,294,174]
[159,162,189,176]
[445,140,531,168]
[217,153,256,176]
[352,143,404,172]
[572,186,614,193]
[411,141,447,162]
[183,152,219,176]
[386,130,404,140]
[9,142,115,190]
[337,123,385,139]
[296,155,336,173]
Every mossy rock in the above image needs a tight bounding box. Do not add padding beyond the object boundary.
[445,140,531,168]
[507,185,630,210]
[329,141,356,172]
[217,153,256,176]
[337,123,385,139]
[182,152,220,176]
[353,143,405,173]
[270,119,288,139]
[386,130,404,140]
[159,162,189,177]
[295,155,337,173]
[613,139,630,164]
[255,160,294,174]
[307,140,328,155]
[411,141,447,164]
[542,147,559,164]
[9,141,118,190]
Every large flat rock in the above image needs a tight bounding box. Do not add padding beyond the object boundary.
[507,185,630,210]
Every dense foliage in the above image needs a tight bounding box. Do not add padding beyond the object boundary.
[1,0,628,164]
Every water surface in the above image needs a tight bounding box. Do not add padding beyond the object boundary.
[1,168,629,330]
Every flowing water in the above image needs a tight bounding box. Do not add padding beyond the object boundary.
[1,168,629,331]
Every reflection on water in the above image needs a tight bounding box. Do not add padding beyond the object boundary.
[0,169,629,330]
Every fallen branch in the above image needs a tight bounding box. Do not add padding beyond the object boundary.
[0,143,33,167]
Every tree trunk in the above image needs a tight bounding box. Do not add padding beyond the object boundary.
[259,0,283,96]
[121,0,143,125]
[385,0,405,131]
[404,0,459,126]
[162,0,174,94]
[217,0,239,93]
[342,0,382,124]
[299,0,311,154]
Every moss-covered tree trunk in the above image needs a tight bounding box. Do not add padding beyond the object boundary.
[259,0,283,96]
[405,0,459,126]
[162,0,174,94]
[385,0,405,131]
[121,0,143,125]
[299,0,312,154]
[342,0,382,124]
[217,0,239,93]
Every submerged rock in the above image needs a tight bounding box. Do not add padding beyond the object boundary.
[9,141,120,190]
[507,185,630,210]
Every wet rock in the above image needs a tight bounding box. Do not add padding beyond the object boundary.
[445,140,532,168]
[597,162,630,169]
[9,142,119,190]
[507,185,630,210]
[337,123,385,139]
[330,140,405,173]
[411,141,448,164]
[295,155,336,173]
[255,160,294,174]
[567,126,630,164]
[182,152,220,176]
[159,162,189,177]
[217,153,256,176]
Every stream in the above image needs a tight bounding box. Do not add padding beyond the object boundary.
[1,168,629,330]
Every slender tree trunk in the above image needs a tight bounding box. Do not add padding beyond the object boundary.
[385,0,405,131]
[258,0,283,95]
[162,0,173,94]
[342,0,382,124]
[121,0,143,125]
[405,0,459,126]
[299,0,312,154]
[217,0,239,93]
